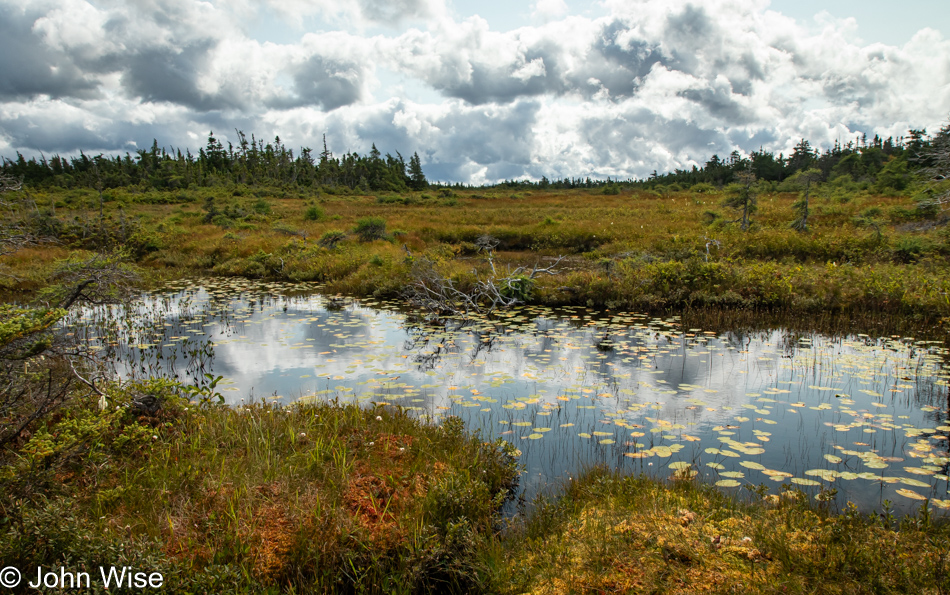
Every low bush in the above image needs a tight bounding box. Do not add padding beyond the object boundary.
[304,205,325,221]
[354,216,387,242]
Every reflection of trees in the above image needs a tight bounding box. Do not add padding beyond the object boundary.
[402,315,464,372]
[401,314,509,370]
[593,329,612,352]
[720,329,761,351]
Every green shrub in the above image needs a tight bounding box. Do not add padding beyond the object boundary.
[304,205,325,221]
[500,274,534,302]
[210,214,234,228]
[376,194,418,205]
[272,221,306,237]
[319,230,347,248]
[701,210,721,225]
[252,197,271,215]
[887,206,918,222]
[892,236,930,263]
[354,217,387,242]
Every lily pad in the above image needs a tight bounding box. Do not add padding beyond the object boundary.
[805,469,838,481]
[895,488,928,501]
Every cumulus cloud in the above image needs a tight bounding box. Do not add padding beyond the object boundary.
[0,3,100,100]
[1,0,949,183]
[257,0,445,28]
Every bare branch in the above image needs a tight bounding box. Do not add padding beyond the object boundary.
[66,355,105,396]
[405,254,563,316]
[0,173,22,194]
[911,123,950,211]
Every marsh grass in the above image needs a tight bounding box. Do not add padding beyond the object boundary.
[0,382,519,594]
[498,466,950,594]
[3,187,950,327]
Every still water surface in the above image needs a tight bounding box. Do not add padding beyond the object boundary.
[79,278,950,514]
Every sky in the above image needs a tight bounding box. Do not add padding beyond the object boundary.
[1,0,949,184]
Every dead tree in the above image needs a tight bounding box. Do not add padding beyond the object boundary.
[405,235,563,315]
[913,122,950,212]
[791,169,823,232]
[722,172,757,231]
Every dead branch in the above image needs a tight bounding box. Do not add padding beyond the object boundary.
[0,173,22,195]
[911,124,950,211]
[405,254,564,316]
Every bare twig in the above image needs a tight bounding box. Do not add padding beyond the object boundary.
[703,236,721,262]
[0,173,22,194]
[405,252,564,316]
[66,355,105,396]
[911,122,950,211]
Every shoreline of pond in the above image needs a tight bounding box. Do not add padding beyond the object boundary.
[65,277,950,519]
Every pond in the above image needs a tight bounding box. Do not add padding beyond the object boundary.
[74,278,950,514]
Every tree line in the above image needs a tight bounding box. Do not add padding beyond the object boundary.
[1,131,428,193]
[2,125,948,194]
[636,130,942,193]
